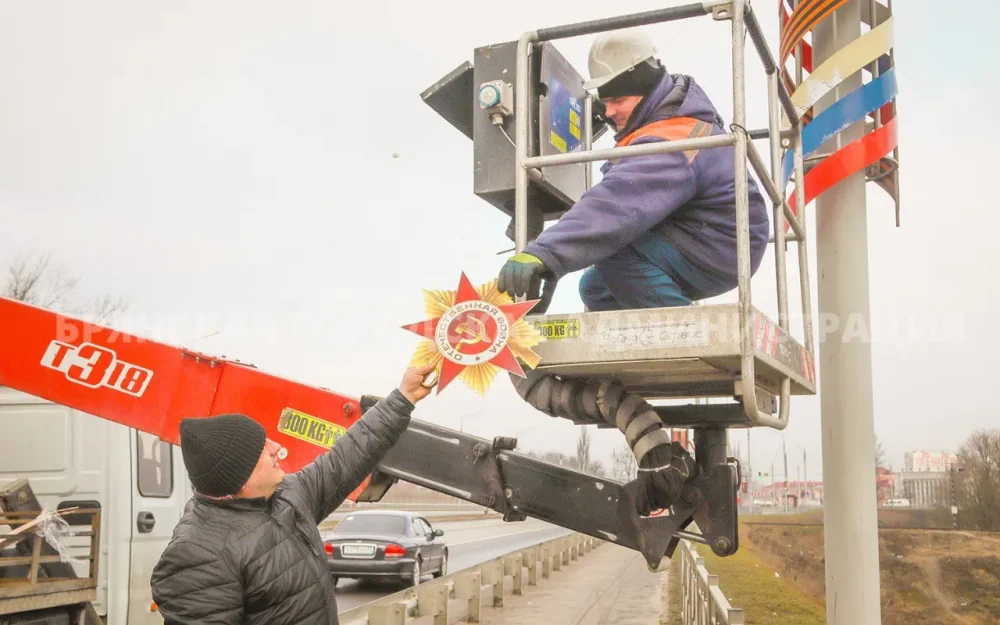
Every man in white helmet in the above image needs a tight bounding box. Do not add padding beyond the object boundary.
[499,28,769,314]
[499,29,769,516]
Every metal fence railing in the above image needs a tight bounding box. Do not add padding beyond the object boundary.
[679,538,744,625]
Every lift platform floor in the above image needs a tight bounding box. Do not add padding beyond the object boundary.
[526,303,816,401]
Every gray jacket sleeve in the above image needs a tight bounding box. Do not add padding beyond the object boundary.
[286,388,415,523]
[150,539,244,625]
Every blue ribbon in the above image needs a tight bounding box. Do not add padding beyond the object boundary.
[782,66,898,185]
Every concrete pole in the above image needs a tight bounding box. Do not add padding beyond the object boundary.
[811,2,883,623]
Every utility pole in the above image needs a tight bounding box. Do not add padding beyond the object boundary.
[783,437,790,513]
[804,448,808,502]
[813,2,882,622]
[747,429,752,512]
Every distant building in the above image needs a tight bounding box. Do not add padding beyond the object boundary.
[904,450,959,473]
[894,471,951,508]
[749,481,823,508]
[876,467,895,505]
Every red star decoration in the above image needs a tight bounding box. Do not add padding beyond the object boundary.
[402,272,540,393]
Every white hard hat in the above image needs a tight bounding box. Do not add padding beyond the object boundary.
[582,29,658,92]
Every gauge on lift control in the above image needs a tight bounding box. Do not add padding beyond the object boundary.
[479,84,501,108]
[478,80,513,117]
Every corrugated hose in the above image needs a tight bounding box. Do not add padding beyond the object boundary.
[510,369,696,514]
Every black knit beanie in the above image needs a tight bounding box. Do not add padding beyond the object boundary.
[179,414,267,497]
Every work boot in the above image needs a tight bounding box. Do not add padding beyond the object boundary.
[635,441,697,516]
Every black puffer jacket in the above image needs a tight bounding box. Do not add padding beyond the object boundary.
[150,390,415,625]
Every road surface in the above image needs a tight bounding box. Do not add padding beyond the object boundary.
[334,517,570,612]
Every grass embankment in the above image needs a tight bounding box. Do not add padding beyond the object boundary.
[662,526,824,625]
[741,517,1000,625]
[692,539,825,625]
[665,556,682,625]
[663,508,1000,624]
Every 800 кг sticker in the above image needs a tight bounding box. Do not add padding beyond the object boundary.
[277,408,347,450]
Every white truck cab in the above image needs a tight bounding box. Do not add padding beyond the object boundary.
[0,386,193,625]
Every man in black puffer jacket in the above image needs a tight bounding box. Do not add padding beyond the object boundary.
[150,363,437,625]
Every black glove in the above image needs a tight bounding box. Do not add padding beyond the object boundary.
[498,253,547,299]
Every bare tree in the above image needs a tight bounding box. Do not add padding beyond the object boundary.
[523,449,573,468]
[87,292,130,326]
[956,429,1000,530]
[612,442,638,483]
[4,250,127,324]
[523,443,606,477]
[5,251,79,309]
[575,426,592,473]
[875,435,887,469]
[585,459,607,478]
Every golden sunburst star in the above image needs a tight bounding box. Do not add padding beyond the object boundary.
[401,272,544,395]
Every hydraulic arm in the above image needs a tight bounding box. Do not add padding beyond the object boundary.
[0,296,738,568]
[354,410,740,567]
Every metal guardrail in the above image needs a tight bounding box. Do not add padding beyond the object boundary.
[337,533,602,625]
[679,539,744,625]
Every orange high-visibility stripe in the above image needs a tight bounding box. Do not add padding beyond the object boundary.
[614,117,713,164]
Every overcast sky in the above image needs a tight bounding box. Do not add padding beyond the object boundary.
[2,1,997,484]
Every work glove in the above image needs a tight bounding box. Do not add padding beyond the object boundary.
[498,253,547,299]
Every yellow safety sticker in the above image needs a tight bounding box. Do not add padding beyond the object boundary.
[550,130,567,153]
[277,408,347,450]
[569,109,581,140]
[533,319,581,340]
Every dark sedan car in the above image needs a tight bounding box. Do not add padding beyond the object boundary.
[323,510,448,587]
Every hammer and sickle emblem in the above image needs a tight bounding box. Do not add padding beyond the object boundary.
[455,316,488,346]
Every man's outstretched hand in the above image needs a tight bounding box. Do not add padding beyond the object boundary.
[398,363,437,405]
